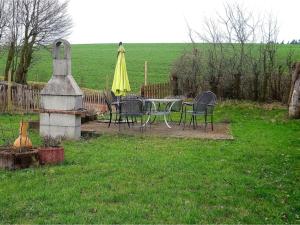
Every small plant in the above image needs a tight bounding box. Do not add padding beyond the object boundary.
[41,136,62,148]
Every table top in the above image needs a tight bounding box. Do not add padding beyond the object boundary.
[146,98,182,103]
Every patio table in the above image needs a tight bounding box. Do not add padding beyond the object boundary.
[144,98,182,128]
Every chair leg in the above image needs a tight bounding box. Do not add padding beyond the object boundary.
[114,112,118,124]
[192,115,196,129]
[126,116,130,128]
[205,114,207,131]
[140,116,144,132]
[178,105,184,125]
[118,114,121,131]
[108,112,112,128]
[183,108,187,130]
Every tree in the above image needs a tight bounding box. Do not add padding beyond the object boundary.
[0,0,8,43]
[260,15,279,101]
[171,49,202,97]
[171,22,203,97]
[4,0,72,84]
[197,18,225,96]
[219,3,257,99]
[4,0,22,81]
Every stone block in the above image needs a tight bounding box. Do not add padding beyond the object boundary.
[40,113,81,127]
[40,124,81,140]
[53,59,71,76]
[41,95,82,110]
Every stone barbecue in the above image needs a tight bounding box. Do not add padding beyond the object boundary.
[40,39,83,139]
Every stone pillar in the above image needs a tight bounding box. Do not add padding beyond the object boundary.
[40,39,83,139]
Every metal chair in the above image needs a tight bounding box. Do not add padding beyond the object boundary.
[164,95,184,124]
[183,91,217,130]
[118,98,145,131]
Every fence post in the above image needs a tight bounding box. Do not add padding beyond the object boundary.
[144,61,148,86]
[106,74,109,90]
[7,70,12,112]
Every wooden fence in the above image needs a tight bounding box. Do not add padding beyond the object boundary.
[0,82,107,114]
[1,81,172,114]
[83,91,107,113]
[140,82,172,98]
[0,83,41,113]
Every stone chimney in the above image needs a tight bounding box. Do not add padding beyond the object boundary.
[40,39,83,139]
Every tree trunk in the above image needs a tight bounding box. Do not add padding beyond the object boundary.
[15,39,29,84]
[253,72,259,101]
[234,73,241,99]
[262,52,268,101]
[4,42,16,81]
[289,78,300,118]
[170,73,179,96]
[288,62,300,118]
[288,62,300,105]
[15,35,36,84]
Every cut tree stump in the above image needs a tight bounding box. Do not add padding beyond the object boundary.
[0,149,39,170]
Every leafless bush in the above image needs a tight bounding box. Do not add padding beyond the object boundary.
[171,48,202,97]
[172,2,295,103]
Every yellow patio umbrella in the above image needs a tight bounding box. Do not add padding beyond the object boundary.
[111,43,131,96]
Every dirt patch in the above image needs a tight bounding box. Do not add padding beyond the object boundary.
[82,121,233,140]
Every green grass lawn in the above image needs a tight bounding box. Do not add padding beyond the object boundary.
[0,102,299,223]
[1,43,300,92]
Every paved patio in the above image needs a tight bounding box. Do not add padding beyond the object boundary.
[82,120,233,140]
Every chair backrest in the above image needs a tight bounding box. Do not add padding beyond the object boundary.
[197,91,217,105]
[111,91,118,102]
[193,91,217,112]
[123,93,141,100]
[193,93,202,103]
[120,99,144,115]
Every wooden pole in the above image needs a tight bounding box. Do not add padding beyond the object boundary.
[144,61,148,86]
[7,69,12,112]
[106,74,109,90]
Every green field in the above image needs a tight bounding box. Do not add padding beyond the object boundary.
[1,43,300,92]
[0,43,194,91]
[0,102,299,223]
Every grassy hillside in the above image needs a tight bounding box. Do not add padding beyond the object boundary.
[0,43,300,92]
[0,43,194,91]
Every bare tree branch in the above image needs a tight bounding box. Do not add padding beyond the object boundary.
[7,0,73,83]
